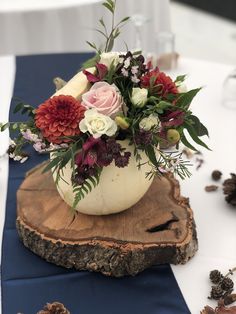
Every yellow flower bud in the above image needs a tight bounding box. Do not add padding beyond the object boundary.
[115,116,130,130]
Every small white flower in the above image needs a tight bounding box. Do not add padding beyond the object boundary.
[99,52,120,69]
[79,109,117,138]
[131,75,140,84]
[13,155,22,161]
[131,87,148,107]
[9,153,15,159]
[124,57,131,69]
[139,114,161,131]
[131,66,139,74]
[20,156,28,163]
[121,68,129,77]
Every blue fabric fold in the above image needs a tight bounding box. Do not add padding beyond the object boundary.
[1,53,190,314]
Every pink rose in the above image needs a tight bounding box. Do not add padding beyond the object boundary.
[81,81,123,117]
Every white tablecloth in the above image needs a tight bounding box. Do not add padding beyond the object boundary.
[0,55,235,314]
[0,0,171,56]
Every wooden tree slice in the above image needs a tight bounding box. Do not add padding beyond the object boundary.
[16,162,198,277]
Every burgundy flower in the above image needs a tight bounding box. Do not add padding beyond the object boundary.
[114,152,131,168]
[35,95,85,144]
[76,137,111,168]
[83,63,108,83]
[141,69,178,98]
[161,110,185,127]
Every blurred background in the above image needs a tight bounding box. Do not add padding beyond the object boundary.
[0,0,236,64]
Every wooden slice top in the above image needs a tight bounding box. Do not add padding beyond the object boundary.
[17,163,193,248]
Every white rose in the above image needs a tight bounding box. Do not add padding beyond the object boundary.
[99,52,120,69]
[79,108,117,138]
[139,114,160,131]
[177,82,187,93]
[131,87,148,108]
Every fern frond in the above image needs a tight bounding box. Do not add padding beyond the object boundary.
[72,169,102,210]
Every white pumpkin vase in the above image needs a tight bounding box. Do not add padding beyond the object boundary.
[52,140,154,215]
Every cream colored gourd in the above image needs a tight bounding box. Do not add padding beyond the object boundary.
[51,68,154,215]
[52,140,154,215]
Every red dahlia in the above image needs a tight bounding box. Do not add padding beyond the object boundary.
[35,95,85,144]
[141,69,178,98]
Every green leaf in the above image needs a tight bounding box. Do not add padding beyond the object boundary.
[145,145,159,168]
[42,157,61,173]
[88,176,97,188]
[106,36,114,52]
[86,41,98,50]
[99,17,106,28]
[95,28,108,39]
[113,28,120,39]
[176,88,201,110]
[13,102,24,113]
[106,0,114,7]
[81,185,89,194]
[175,74,186,83]
[0,122,10,132]
[181,132,198,151]
[157,101,172,109]
[119,16,130,24]
[132,50,142,55]
[12,123,18,130]
[81,54,100,70]
[102,2,114,13]
[184,122,211,150]
[60,150,72,168]
[188,115,209,137]
[83,180,92,192]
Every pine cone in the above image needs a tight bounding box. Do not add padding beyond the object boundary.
[221,277,234,291]
[212,170,222,181]
[37,302,70,314]
[210,286,224,300]
[223,173,236,206]
[209,270,223,284]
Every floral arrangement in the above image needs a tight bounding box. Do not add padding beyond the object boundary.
[1,0,209,209]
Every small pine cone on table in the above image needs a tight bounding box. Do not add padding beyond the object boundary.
[210,286,224,300]
[209,270,223,284]
[221,277,234,291]
[223,173,236,206]
[37,302,70,314]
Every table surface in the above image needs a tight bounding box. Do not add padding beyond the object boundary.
[0,55,235,314]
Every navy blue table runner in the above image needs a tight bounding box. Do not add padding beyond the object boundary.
[1,53,190,314]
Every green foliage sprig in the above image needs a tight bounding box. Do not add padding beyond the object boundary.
[86,0,130,53]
